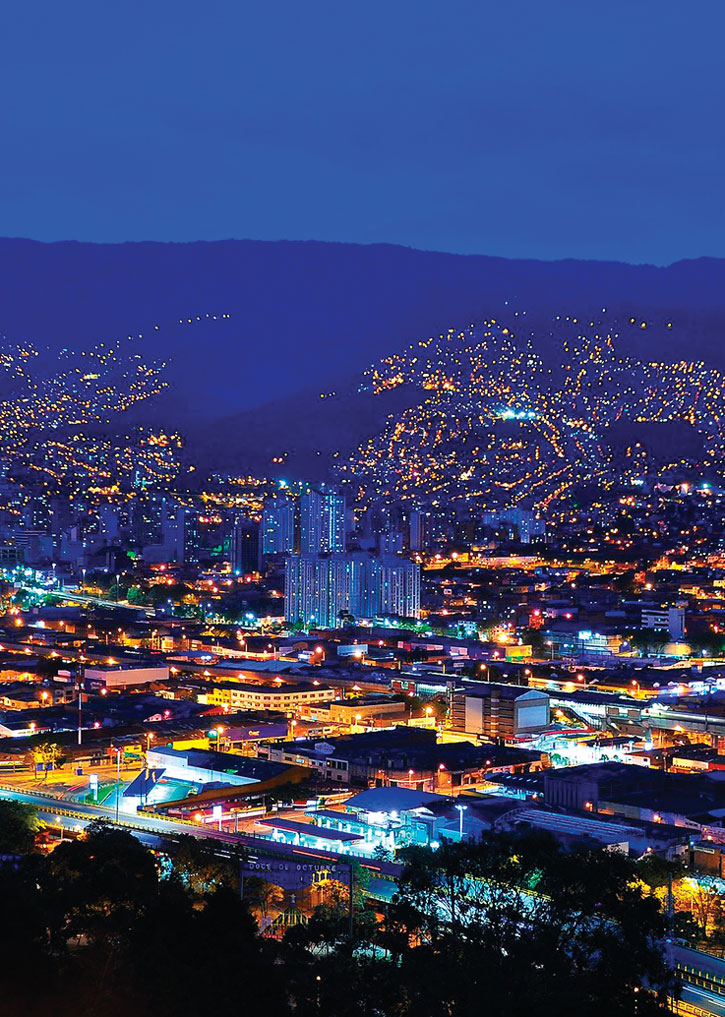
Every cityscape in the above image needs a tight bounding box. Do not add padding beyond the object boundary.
[2,3,725,1016]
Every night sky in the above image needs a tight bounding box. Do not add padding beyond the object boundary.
[1,1,723,264]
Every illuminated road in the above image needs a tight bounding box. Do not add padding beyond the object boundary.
[669,944,725,1017]
[0,784,218,840]
[677,985,725,1016]
[2,576,155,616]
[0,783,402,888]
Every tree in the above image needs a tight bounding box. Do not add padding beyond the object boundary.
[243,875,285,926]
[637,853,682,891]
[47,822,159,949]
[169,834,242,898]
[384,832,674,1016]
[624,628,669,654]
[33,741,68,773]
[671,876,723,940]
[521,626,547,657]
[0,800,38,854]
[0,857,54,1006]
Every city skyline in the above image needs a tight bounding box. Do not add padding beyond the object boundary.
[2,3,725,1015]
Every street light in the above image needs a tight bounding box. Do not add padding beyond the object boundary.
[455,803,468,840]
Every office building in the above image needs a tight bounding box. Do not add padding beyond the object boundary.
[450,682,550,741]
[641,604,686,640]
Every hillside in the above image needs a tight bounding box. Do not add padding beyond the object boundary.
[1,238,725,482]
[1,239,725,422]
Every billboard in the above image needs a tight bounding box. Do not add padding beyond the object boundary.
[241,858,350,892]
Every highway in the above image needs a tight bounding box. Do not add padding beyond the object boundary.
[0,783,403,887]
[0,573,155,616]
[677,985,725,1016]
[0,783,225,840]
[670,944,725,1017]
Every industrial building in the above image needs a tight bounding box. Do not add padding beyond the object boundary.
[450,682,550,740]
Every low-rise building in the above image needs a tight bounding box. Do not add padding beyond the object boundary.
[450,682,550,740]
[197,680,336,715]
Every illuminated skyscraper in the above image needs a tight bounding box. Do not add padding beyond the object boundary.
[231,517,260,574]
[300,488,346,553]
[379,554,420,619]
[261,496,296,555]
[409,509,432,551]
[285,551,419,627]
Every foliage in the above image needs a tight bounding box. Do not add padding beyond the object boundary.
[623,627,669,653]
[0,800,38,854]
[381,832,675,1016]
[47,821,160,948]
[34,741,68,771]
[520,626,547,656]
[170,834,242,898]
[0,820,680,1017]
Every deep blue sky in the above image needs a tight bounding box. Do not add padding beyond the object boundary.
[1,1,722,264]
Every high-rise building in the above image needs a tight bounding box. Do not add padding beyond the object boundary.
[409,509,432,551]
[163,504,186,563]
[261,497,296,555]
[231,517,260,574]
[347,552,381,619]
[285,551,420,628]
[379,554,421,619]
[183,510,202,565]
[285,553,348,628]
[481,508,545,545]
[97,504,120,543]
[136,494,186,563]
[379,531,404,555]
[300,488,346,553]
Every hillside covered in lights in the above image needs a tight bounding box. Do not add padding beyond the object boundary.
[336,311,725,509]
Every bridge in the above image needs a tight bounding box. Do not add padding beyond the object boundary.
[0,783,401,897]
[669,944,725,1017]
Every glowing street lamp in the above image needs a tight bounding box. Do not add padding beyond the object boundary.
[455,803,468,839]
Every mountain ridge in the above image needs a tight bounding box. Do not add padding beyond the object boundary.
[1,237,725,479]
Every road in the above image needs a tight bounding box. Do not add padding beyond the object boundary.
[669,944,725,1017]
[0,783,222,840]
[677,985,725,1016]
[0,783,403,886]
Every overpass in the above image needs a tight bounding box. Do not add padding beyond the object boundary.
[670,944,725,1017]
[3,575,155,616]
[0,783,402,891]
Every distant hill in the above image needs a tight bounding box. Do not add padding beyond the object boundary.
[1,238,725,411]
[2,237,725,478]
